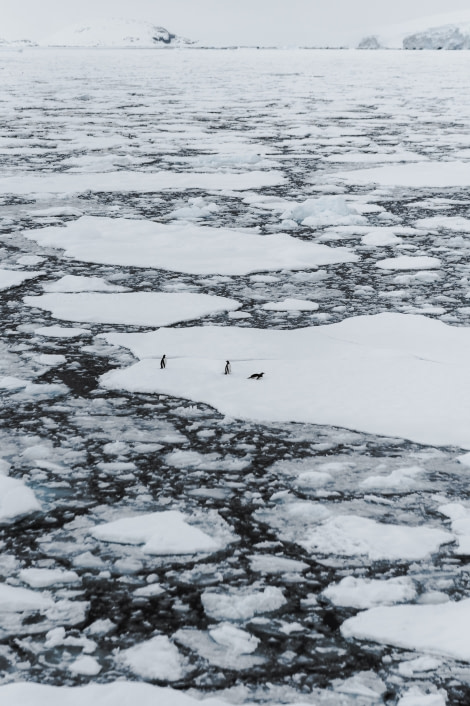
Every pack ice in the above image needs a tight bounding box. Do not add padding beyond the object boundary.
[24,292,241,327]
[102,312,470,448]
[22,216,357,275]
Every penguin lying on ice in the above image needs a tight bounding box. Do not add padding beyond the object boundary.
[248,372,264,380]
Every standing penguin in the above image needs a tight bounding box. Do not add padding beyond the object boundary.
[160,354,166,369]
[224,360,231,375]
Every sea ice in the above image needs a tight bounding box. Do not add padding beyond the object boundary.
[302,515,451,561]
[341,598,470,662]
[0,268,43,291]
[174,625,264,670]
[22,216,357,275]
[248,555,309,574]
[322,576,417,609]
[19,568,80,588]
[376,256,441,270]
[397,689,446,706]
[261,299,319,312]
[361,230,402,246]
[68,655,101,675]
[0,474,41,524]
[398,656,442,677]
[415,216,470,231]
[336,162,470,188]
[119,635,187,681]
[201,586,286,620]
[0,682,266,706]
[25,292,241,327]
[91,511,223,555]
[42,275,126,292]
[34,325,89,338]
[438,502,470,555]
[0,170,285,195]
[0,583,53,612]
[101,313,470,448]
[360,466,425,492]
[280,195,366,227]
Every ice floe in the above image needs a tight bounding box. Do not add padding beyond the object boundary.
[261,299,319,312]
[341,597,470,662]
[201,586,286,620]
[0,582,88,638]
[360,466,426,493]
[397,689,446,706]
[301,515,451,561]
[322,576,417,609]
[376,256,441,270]
[25,292,240,327]
[69,655,101,675]
[0,268,42,291]
[42,275,127,292]
[336,162,470,188]
[91,511,225,555]
[415,216,470,231]
[119,635,187,681]
[280,195,366,227]
[438,502,470,555]
[18,568,80,588]
[175,624,264,670]
[0,472,41,524]
[22,216,357,275]
[0,170,285,195]
[33,325,90,338]
[102,313,470,448]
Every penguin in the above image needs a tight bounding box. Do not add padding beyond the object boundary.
[160,354,166,369]
[224,360,231,375]
[248,372,264,380]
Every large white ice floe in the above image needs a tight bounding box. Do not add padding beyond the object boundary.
[91,511,226,555]
[102,313,470,448]
[22,216,358,275]
[301,515,451,561]
[335,162,470,188]
[0,268,43,291]
[24,292,240,327]
[322,576,417,609]
[341,597,470,663]
[0,171,285,195]
[118,635,187,681]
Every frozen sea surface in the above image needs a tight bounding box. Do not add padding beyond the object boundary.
[2,47,470,705]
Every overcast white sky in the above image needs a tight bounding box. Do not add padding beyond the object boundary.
[3,0,470,44]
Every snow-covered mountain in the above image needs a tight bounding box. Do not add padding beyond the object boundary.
[357,11,470,49]
[41,18,193,48]
[0,38,37,48]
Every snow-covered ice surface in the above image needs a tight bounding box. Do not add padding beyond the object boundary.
[3,47,470,705]
[23,216,356,275]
